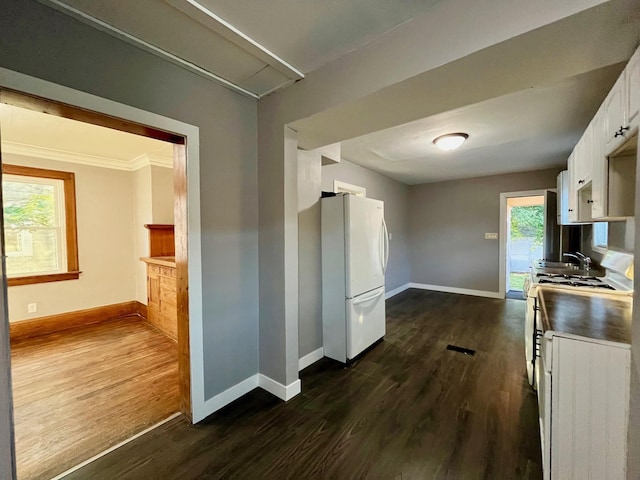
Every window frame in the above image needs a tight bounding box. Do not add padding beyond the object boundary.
[591,222,608,254]
[2,164,79,286]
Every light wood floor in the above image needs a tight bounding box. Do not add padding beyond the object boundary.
[10,316,179,480]
[65,290,542,479]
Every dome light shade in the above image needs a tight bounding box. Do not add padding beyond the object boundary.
[433,133,469,151]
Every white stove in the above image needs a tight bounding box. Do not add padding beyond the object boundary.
[534,273,616,290]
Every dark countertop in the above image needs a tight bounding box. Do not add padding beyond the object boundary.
[537,287,632,344]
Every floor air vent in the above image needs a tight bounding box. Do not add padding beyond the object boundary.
[446,345,476,356]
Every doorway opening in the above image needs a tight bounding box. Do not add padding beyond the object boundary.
[0,88,192,479]
[506,196,544,297]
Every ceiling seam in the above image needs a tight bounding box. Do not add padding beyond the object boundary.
[36,0,261,100]
[181,0,305,79]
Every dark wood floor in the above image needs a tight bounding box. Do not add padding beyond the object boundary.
[11,316,179,480]
[65,289,542,479]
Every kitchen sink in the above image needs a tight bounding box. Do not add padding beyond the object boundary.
[536,261,579,269]
[534,260,605,277]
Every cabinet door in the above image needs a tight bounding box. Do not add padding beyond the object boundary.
[551,337,629,480]
[567,152,578,223]
[627,46,640,128]
[590,107,607,218]
[147,264,161,311]
[604,73,627,153]
[574,123,592,188]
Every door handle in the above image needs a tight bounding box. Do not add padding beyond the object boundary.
[382,217,389,274]
[353,287,385,305]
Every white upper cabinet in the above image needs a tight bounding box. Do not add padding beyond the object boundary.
[567,45,639,223]
[627,46,640,129]
[574,122,592,189]
[603,73,628,153]
[567,151,578,223]
[590,106,607,219]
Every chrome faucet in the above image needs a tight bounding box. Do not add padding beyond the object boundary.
[563,252,592,271]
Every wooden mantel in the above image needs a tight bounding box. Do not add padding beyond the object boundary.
[145,224,175,257]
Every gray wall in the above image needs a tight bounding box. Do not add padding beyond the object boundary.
[409,168,562,293]
[297,155,410,359]
[258,0,597,387]
[0,0,259,405]
[297,151,323,360]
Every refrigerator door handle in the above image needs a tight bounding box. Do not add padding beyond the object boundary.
[352,287,385,305]
[382,217,390,274]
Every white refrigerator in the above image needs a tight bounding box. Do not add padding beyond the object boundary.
[321,194,389,363]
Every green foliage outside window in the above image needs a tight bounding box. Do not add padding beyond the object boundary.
[510,205,544,246]
[3,183,55,228]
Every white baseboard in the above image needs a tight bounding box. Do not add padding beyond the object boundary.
[196,372,302,421]
[199,374,259,420]
[299,347,324,371]
[409,282,503,299]
[258,374,301,401]
[385,283,411,299]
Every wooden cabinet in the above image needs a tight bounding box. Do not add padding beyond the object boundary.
[143,258,177,340]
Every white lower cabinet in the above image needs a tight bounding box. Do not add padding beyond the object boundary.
[539,334,630,480]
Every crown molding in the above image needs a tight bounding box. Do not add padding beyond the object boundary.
[130,153,173,170]
[1,141,173,171]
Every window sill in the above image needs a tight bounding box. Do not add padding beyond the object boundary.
[8,271,81,287]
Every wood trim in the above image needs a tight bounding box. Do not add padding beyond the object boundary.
[144,224,174,230]
[3,163,80,280]
[174,144,191,421]
[7,271,80,287]
[3,164,74,181]
[9,301,140,342]
[63,169,79,273]
[1,85,193,421]
[144,224,175,257]
[0,89,185,145]
[134,301,148,320]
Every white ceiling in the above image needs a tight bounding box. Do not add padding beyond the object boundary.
[0,104,174,170]
[196,0,445,74]
[341,65,623,184]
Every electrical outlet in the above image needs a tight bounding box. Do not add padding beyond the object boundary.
[27,303,37,313]
[485,233,499,240]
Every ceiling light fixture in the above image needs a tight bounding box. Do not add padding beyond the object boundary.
[433,133,469,151]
